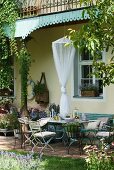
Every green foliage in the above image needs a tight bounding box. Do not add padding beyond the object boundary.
[18,42,31,107]
[0,151,41,170]
[0,57,14,89]
[0,0,18,91]
[33,82,46,94]
[93,60,114,86]
[0,1,31,111]
[84,140,114,170]
[0,0,18,57]
[0,115,10,129]
[0,97,12,107]
[80,84,99,92]
[0,113,19,129]
[68,0,114,86]
[0,150,87,170]
[42,156,86,170]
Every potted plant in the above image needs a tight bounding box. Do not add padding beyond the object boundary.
[33,73,49,104]
[6,113,20,138]
[33,82,46,94]
[0,118,10,130]
[80,84,99,97]
[33,82,49,104]
[0,113,19,130]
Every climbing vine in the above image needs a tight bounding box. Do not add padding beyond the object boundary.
[18,42,31,109]
[0,0,18,92]
[0,0,31,115]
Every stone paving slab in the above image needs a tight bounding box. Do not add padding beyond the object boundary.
[0,135,86,159]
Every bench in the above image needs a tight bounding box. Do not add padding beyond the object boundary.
[79,113,114,120]
[77,113,114,145]
[78,113,114,126]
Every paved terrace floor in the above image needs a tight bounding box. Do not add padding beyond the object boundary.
[0,134,86,159]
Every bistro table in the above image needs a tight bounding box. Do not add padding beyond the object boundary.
[47,118,95,142]
[47,119,66,140]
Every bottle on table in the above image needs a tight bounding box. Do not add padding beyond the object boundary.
[72,108,79,119]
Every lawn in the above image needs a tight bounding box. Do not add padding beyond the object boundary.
[42,155,86,170]
[0,150,87,170]
[1,149,114,170]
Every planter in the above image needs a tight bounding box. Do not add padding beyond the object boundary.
[35,90,49,104]
[0,128,13,136]
[34,73,49,104]
[81,90,99,97]
[0,128,8,132]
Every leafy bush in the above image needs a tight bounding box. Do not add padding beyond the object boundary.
[0,113,19,129]
[84,139,114,170]
[0,151,42,170]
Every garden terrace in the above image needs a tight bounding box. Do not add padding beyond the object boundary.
[18,0,96,18]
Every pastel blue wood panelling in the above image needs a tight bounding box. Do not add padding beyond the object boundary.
[5,9,89,39]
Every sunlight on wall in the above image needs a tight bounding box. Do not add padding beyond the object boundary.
[15,24,114,114]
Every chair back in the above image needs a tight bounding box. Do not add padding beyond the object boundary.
[64,122,81,139]
[29,120,40,132]
[37,117,50,127]
[18,117,29,124]
[18,117,29,133]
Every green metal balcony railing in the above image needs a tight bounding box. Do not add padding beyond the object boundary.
[18,0,95,18]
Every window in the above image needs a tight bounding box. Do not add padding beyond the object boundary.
[74,49,104,98]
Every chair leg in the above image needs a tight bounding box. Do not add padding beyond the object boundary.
[67,141,74,154]
[40,136,55,153]
[79,140,83,155]
[13,137,17,149]
[31,137,44,152]
[14,136,23,149]
[67,139,83,155]
[33,136,54,156]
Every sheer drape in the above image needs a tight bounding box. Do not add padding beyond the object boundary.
[52,37,75,118]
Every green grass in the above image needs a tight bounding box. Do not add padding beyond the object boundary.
[42,155,87,170]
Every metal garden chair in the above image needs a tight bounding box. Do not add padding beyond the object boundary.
[63,122,83,154]
[28,118,56,155]
[96,124,114,150]
[18,117,34,149]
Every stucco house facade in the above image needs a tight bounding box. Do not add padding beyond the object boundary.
[6,0,114,115]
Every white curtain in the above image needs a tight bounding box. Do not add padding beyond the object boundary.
[52,37,75,118]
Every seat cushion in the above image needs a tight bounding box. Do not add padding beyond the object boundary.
[37,117,51,127]
[86,120,101,130]
[96,131,114,137]
[97,117,109,130]
[34,131,56,138]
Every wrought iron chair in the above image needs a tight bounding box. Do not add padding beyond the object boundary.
[63,122,83,154]
[80,121,100,145]
[28,118,56,154]
[96,124,114,150]
[81,118,114,150]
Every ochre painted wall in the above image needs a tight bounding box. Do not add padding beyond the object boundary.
[14,24,114,114]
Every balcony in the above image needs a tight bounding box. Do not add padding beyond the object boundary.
[18,0,94,18]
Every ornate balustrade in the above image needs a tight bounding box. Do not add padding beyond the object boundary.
[17,0,95,18]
